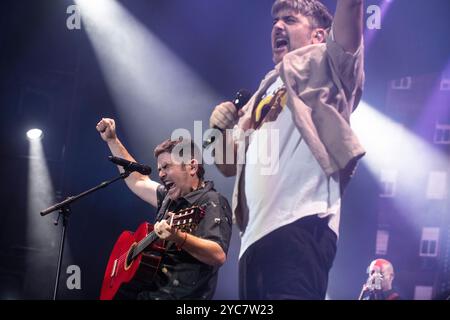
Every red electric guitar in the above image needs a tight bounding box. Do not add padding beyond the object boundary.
[100,206,205,300]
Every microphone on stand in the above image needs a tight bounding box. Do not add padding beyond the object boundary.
[108,156,152,175]
[202,89,252,149]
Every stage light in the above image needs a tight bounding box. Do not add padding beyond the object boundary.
[26,128,43,140]
[352,101,448,229]
[74,0,219,154]
[24,131,74,299]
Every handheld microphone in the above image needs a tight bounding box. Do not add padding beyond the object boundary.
[203,89,252,149]
[108,156,152,175]
[366,270,383,291]
[232,89,252,110]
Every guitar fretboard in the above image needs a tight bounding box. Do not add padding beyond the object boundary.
[132,231,158,260]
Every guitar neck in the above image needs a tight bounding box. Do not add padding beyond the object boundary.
[132,231,159,259]
[130,206,204,260]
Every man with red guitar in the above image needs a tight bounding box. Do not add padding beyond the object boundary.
[96,118,232,300]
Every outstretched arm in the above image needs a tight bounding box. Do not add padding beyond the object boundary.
[96,118,160,208]
[333,0,364,53]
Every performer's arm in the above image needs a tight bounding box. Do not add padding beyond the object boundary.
[333,0,364,53]
[96,118,160,208]
[209,102,240,177]
[154,219,226,266]
[214,128,237,177]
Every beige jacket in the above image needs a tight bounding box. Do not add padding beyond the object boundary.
[230,34,366,232]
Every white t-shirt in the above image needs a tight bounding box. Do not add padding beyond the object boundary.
[240,76,341,259]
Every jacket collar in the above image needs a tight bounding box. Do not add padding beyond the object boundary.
[180,180,214,205]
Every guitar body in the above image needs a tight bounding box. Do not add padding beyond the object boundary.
[100,222,165,300]
[99,206,205,300]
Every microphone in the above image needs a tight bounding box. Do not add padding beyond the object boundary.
[232,89,252,110]
[108,156,152,175]
[203,89,252,149]
[366,270,383,291]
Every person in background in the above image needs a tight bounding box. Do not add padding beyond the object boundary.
[358,258,400,300]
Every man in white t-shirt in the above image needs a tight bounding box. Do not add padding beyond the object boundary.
[209,0,365,299]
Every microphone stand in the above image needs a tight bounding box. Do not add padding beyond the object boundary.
[40,170,131,300]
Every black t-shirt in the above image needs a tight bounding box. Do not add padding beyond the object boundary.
[138,181,232,300]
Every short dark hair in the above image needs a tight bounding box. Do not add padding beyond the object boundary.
[154,138,205,180]
[271,0,333,30]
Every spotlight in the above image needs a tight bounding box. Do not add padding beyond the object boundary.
[26,129,43,140]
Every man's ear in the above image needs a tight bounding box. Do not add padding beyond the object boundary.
[189,159,199,176]
[311,28,326,44]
